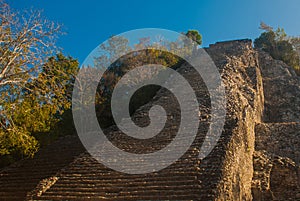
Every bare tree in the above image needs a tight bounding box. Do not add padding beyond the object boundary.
[0,1,68,158]
[259,21,273,32]
[0,1,61,89]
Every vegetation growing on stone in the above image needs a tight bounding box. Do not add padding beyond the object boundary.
[255,22,300,75]
[0,0,299,174]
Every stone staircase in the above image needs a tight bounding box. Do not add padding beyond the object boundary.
[1,39,293,200]
[31,153,201,200]
[26,61,211,200]
[0,135,85,200]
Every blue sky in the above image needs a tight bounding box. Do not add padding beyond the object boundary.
[7,0,300,64]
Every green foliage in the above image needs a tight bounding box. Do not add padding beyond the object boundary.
[0,2,80,164]
[0,6,203,167]
[254,26,300,75]
[93,34,195,128]
[186,30,202,45]
[95,48,182,128]
[0,53,79,163]
[0,127,38,157]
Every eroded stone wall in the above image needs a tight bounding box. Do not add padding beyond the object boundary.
[199,39,264,200]
[1,39,300,201]
[252,48,300,201]
[258,51,300,123]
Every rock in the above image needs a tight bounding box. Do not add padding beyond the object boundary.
[0,39,299,200]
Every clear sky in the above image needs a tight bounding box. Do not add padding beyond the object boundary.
[7,0,300,64]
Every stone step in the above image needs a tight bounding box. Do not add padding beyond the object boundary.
[40,189,200,198]
[0,195,28,201]
[59,174,198,181]
[33,193,199,201]
[46,184,200,193]
[52,180,198,188]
